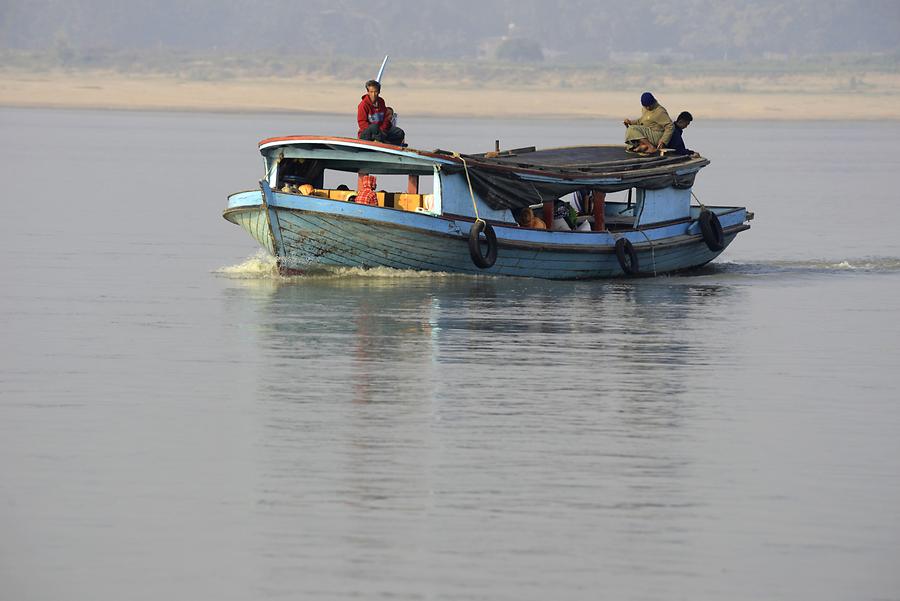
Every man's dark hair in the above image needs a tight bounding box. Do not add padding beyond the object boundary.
[677,111,693,123]
[365,79,381,92]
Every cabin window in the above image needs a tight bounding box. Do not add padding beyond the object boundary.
[414,175,435,195]
[277,158,323,188]
[604,190,629,204]
[545,189,638,231]
[322,169,358,190]
[319,171,433,195]
[350,174,408,193]
[275,164,437,213]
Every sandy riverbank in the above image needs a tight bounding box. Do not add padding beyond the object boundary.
[2,70,899,120]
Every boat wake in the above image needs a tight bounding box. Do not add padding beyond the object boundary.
[215,252,900,282]
[699,257,900,276]
[214,251,460,280]
[215,252,281,278]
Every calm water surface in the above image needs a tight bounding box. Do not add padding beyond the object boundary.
[1,108,899,600]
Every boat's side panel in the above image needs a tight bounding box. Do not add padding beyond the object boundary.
[634,187,691,226]
[259,180,288,259]
[272,209,624,278]
[438,172,515,223]
[227,190,264,211]
[267,208,739,279]
[224,192,749,279]
[224,192,274,254]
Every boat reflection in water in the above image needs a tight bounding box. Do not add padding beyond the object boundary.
[218,266,739,408]
[217,267,745,593]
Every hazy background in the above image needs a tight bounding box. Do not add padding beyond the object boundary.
[2,0,898,76]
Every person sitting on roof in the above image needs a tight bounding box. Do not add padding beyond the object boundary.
[665,111,694,155]
[515,206,547,230]
[357,79,406,146]
[624,92,674,155]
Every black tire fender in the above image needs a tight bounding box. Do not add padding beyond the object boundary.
[615,237,639,275]
[699,209,725,251]
[468,220,498,269]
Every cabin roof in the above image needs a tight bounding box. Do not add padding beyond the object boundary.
[257,136,704,172]
[258,136,710,211]
[467,144,696,170]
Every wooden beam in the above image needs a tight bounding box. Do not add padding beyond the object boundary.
[543,200,554,230]
[592,190,606,231]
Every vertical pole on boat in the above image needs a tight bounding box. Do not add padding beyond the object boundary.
[407,175,419,193]
[357,55,388,201]
[376,55,389,83]
[495,139,500,152]
[592,190,606,231]
[543,199,554,229]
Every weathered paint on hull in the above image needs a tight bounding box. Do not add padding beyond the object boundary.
[225,197,274,254]
[224,201,745,279]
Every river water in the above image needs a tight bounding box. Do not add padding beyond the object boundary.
[1,108,899,600]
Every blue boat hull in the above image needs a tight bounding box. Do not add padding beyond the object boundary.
[225,190,749,279]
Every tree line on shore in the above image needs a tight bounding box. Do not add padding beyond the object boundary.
[1,0,898,65]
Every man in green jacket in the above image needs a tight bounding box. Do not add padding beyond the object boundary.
[624,92,674,154]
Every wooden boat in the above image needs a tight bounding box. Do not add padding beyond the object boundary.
[224,136,752,279]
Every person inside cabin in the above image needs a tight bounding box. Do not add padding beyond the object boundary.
[623,92,674,155]
[515,206,547,230]
[357,79,406,146]
[551,199,578,231]
[666,111,694,155]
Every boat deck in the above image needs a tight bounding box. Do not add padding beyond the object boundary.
[465,145,695,172]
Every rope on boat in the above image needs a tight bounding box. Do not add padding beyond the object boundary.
[527,181,544,205]
[453,152,481,223]
[453,151,540,220]
[639,230,658,276]
[691,190,706,210]
[454,152,502,269]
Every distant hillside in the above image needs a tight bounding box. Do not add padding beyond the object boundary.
[1,0,898,63]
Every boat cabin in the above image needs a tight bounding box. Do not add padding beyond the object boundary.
[258,136,710,232]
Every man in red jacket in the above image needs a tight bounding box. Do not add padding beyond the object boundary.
[357,79,405,146]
